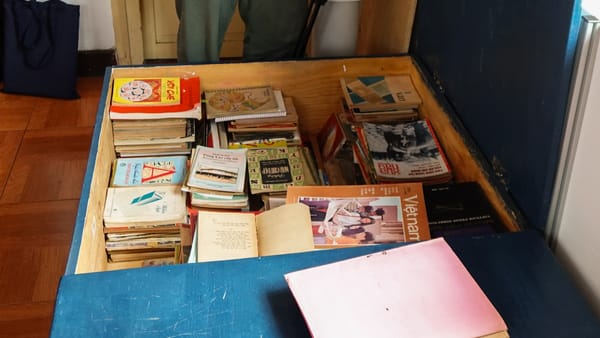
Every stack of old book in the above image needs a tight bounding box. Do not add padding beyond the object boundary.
[182,145,249,209]
[227,96,302,147]
[102,155,189,264]
[109,76,202,157]
[353,119,453,185]
[339,75,421,123]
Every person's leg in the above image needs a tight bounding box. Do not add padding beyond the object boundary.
[175,0,237,63]
[238,0,309,60]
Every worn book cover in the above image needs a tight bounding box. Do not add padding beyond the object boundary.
[110,155,188,186]
[103,185,187,228]
[340,75,422,112]
[284,238,509,338]
[286,183,430,247]
[358,119,452,183]
[204,85,282,121]
[247,145,305,194]
[194,203,314,263]
[186,146,248,193]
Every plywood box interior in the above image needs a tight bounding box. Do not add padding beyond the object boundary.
[71,56,523,274]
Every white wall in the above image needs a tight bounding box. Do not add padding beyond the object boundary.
[554,13,600,316]
[65,0,115,51]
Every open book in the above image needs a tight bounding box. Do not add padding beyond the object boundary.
[195,203,314,262]
[285,238,509,338]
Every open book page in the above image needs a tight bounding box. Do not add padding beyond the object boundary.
[255,203,315,256]
[196,211,259,263]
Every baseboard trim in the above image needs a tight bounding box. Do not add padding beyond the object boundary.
[78,49,118,77]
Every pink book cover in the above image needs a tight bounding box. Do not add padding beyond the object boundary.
[284,238,508,338]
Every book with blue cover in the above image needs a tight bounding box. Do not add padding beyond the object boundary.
[111,155,188,186]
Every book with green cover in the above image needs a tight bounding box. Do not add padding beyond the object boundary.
[247,146,305,194]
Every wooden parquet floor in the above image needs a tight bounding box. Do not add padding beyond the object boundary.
[0,77,104,338]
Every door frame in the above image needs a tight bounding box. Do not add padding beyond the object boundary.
[111,0,145,65]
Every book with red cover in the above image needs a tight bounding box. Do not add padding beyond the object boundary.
[109,76,202,120]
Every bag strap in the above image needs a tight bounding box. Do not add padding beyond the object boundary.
[12,0,56,70]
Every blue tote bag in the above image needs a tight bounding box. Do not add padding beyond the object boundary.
[3,0,80,99]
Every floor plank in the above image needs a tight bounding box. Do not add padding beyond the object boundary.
[0,76,104,337]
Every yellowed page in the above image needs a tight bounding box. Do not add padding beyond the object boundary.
[256,203,315,256]
[196,211,259,262]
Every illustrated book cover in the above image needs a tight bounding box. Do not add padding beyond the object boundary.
[246,145,305,194]
[109,76,202,120]
[194,203,314,263]
[185,145,248,193]
[284,238,509,338]
[340,75,422,112]
[204,85,284,121]
[357,119,452,183]
[286,183,430,247]
[103,185,187,228]
[110,155,188,186]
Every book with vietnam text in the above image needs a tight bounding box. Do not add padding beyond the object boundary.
[194,203,314,262]
[284,238,509,338]
[286,183,430,247]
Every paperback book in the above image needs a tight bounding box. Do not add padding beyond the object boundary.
[340,75,422,112]
[110,155,188,186]
[185,145,248,193]
[286,183,430,247]
[194,203,314,262]
[103,185,187,228]
[246,145,305,194]
[204,85,285,122]
[109,76,202,120]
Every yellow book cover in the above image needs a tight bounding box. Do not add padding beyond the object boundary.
[112,77,182,106]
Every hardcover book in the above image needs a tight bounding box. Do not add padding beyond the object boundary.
[286,183,430,247]
[246,145,305,194]
[185,146,248,193]
[423,181,503,237]
[284,238,509,338]
[110,155,188,186]
[194,203,314,262]
[358,119,452,183]
[204,85,284,121]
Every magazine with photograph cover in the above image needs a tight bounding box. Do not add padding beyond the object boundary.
[358,119,452,183]
[286,183,430,247]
